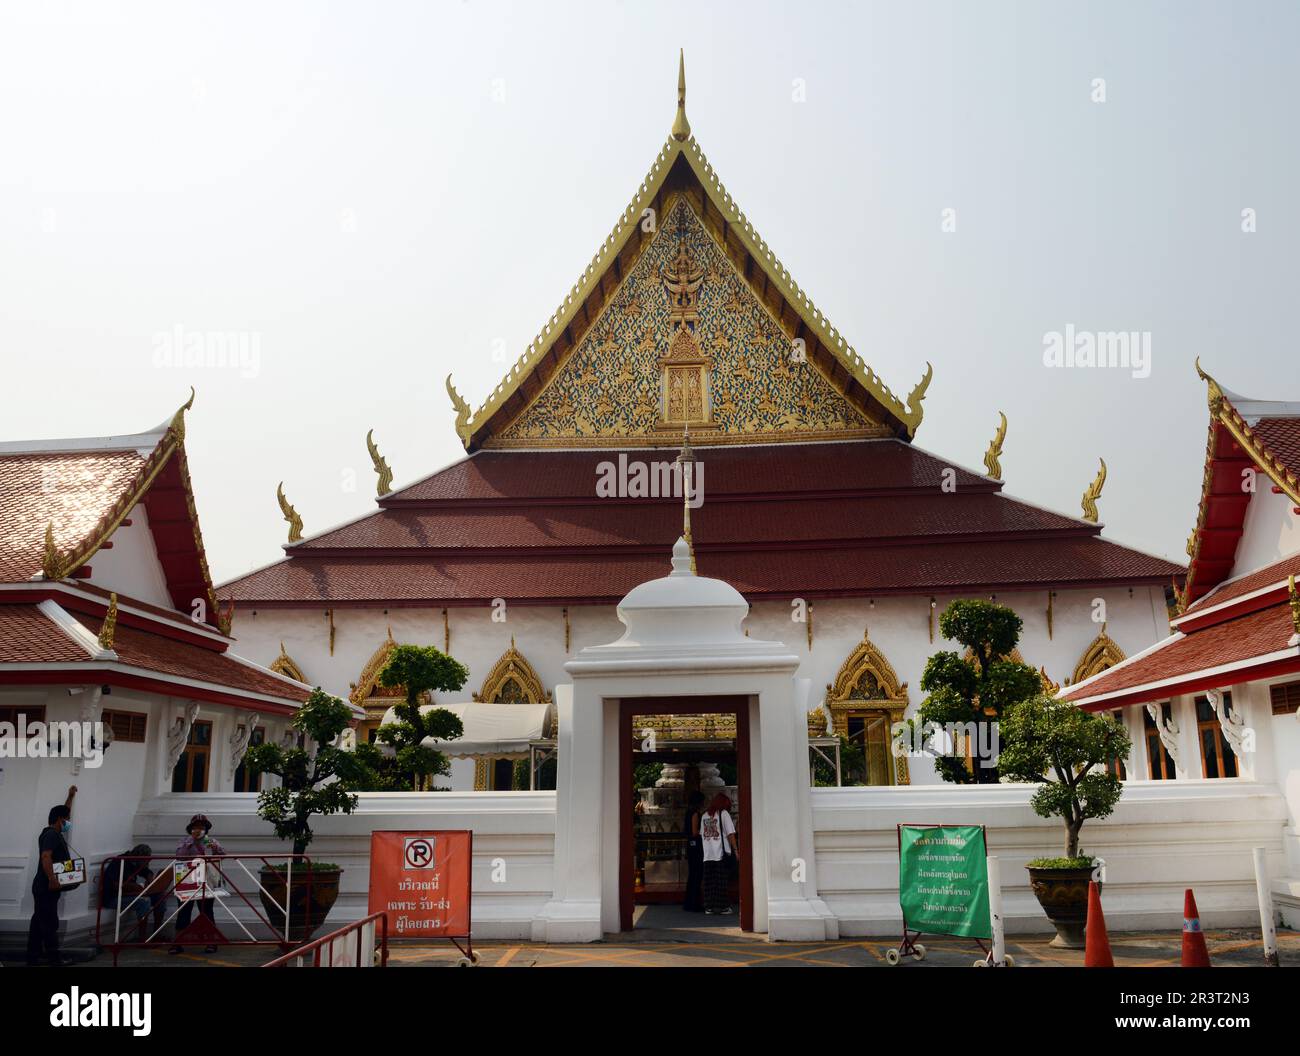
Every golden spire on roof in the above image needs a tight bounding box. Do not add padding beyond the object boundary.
[675,428,697,573]
[1080,458,1107,523]
[671,49,691,142]
[170,387,196,440]
[366,429,394,496]
[1195,357,1225,416]
[97,593,118,651]
[277,482,304,543]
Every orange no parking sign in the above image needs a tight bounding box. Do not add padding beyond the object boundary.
[368,830,472,938]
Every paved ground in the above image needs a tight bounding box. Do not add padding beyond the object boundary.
[17,914,1298,968]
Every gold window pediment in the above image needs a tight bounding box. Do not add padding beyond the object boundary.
[269,642,307,684]
[1070,627,1126,686]
[473,638,552,705]
[825,630,910,784]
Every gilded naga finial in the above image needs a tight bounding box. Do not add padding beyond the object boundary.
[170,387,196,439]
[277,482,304,543]
[366,429,394,496]
[42,522,69,580]
[97,593,118,651]
[1081,458,1107,523]
[216,597,235,636]
[446,375,473,444]
[671,49,691,142]
[1288,574,1300,636]
[1195,357,1225,417]
[905,362,933,432]
[983,411,1007,479]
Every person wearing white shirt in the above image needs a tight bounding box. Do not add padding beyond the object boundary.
[699,793,737,915]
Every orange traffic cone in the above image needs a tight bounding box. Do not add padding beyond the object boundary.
[1084,880,1113,967]
[1181,888,1211,967]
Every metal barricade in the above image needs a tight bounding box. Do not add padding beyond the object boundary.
[94,853,318,966]
[262,912,389,967]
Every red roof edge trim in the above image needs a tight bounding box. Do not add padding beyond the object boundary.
[0,668,301,715]
[1076,654,1300,712]
[0,585,229,652]
[1172,579,1294,634]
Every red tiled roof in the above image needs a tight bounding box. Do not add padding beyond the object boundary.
[0,601,308,705]
[1184,552,1300,616]
[0,605,91,662]
[0,418,221,628]
[222,441,1183,605]
[1061,601,1299,707]
[1252,417,1300,481]
[67,612,309,701]
[0,451,146,581]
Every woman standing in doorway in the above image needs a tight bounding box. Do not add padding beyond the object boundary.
[682,791,705,913]
[699,793,737,915]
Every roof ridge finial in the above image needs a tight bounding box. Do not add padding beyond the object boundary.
[671,49,691,141]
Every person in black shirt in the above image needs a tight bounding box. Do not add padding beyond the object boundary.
[102,844,166,942]
[27,785,77,967]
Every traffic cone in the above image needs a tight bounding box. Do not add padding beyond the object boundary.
[1181,888,1211,967]
[1084,880,1113,967]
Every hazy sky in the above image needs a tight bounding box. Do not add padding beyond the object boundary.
[2,1,1296,583]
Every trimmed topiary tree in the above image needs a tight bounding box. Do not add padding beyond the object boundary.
[997,693,1131,861]
[244,688,373,856]
[914,599,1042,783]
[358,644,469,791]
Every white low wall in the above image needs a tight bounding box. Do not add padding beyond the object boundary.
[127,791,557,942]
[814,779,1293,935]
[6,780,1292,951]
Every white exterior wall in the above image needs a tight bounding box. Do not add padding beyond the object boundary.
[0,684,294,947]
[84,504,175,609]
[230,583,1172,788]
[1233,485,1300,574]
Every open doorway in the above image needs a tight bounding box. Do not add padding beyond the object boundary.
[619,697,752,933]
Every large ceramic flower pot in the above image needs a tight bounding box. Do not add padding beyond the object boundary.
[258,864,342,943]
[1026,866,1093,948]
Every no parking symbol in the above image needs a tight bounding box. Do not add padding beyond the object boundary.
[404,837,436,870]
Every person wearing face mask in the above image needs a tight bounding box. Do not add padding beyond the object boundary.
[169,814,225,954]
[26,785,78,967]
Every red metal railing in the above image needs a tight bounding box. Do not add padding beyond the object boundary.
[94,853,317,966]
[263,912,389,967]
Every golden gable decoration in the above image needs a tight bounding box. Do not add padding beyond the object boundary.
[269,642,307,684]
[445,56,931,451]
[826,630,910,785]
[1070,626,1126,686]
[474,638,551,704]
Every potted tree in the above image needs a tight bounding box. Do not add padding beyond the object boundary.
[353,643,468,791]
[244,688,376,942]
[998,693,1130,948]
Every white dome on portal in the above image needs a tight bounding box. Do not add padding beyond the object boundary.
[613,537,750,648]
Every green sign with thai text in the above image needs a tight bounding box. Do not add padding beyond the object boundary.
[898,825,990,939]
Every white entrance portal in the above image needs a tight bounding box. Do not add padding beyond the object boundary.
[532,538,838,941]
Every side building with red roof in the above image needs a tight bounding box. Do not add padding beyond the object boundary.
[0,395,357,953]
[1061,364,1300,921]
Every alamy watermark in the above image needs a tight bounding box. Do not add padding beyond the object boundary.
[0,715,105,768]
[595,454,704,507]
[152,324,261,378]
[1042,324,1151,379]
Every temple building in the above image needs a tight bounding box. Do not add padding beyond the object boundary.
[0,396,331,949]
[221,58,1182,796]
[1061,364,1300,910]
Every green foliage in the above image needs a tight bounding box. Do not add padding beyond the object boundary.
[244,689,371,856]
[1026,856,1096,870]
[916,599,1042,784]
[363,643,469,791]
[998,694,1131,858]
[633,762,664,790]
[812,735,866,786]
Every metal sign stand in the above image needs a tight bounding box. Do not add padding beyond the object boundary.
[889,823,1012,967]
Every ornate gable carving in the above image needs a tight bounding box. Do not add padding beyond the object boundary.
[474,638,551,704]
[349,629,411,713]
[1070,627,1126,686]
[269,642,307,684]
[492,198,882,447]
